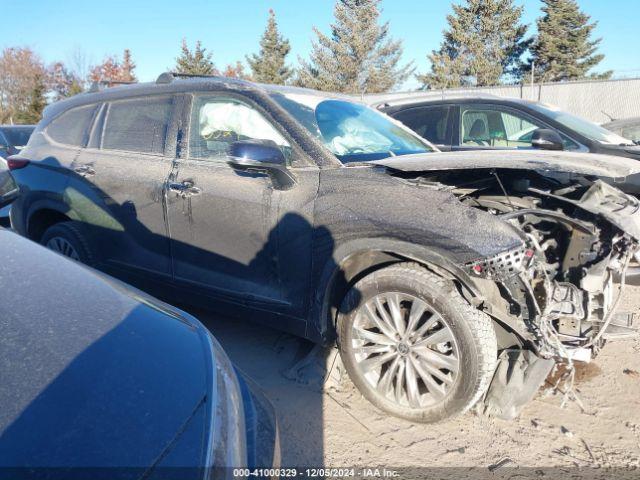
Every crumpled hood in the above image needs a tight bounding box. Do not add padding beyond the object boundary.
[372,149,640,179]
[575,181,640,241]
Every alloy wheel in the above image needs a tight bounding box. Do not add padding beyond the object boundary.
[351,292,460,409]
[46,236,81,261]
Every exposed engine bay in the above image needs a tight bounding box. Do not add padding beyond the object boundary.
[405,169,640,361]
[394,168,640,418]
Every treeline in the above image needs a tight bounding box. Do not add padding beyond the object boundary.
[0,0,609,124]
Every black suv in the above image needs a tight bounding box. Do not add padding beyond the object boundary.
[377,95,640,162]
[9,74,640,422]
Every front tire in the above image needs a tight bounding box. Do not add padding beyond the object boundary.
[41,221,94,265]
[337,262,497,423]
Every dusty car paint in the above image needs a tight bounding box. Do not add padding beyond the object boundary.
[10,78,527,345]
[0,228,279,473]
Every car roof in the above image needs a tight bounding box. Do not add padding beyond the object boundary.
[371,92,538,110]
[42,73,359,120]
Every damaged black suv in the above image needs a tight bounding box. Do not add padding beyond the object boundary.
[9,74,640,422]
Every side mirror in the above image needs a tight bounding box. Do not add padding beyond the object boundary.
[531,128,564,151]
[227,139,295,190]
[228,139,285,166]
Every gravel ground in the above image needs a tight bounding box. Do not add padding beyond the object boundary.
[185,282,640,472]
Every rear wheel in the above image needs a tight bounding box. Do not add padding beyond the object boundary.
[41,221,94,265]
[337,262,497,423]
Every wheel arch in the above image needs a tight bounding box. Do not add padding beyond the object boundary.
[312,238,529,350]
[312,238,486,345]
[25,200,77,242]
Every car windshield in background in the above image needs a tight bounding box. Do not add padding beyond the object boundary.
[270,94,432,163]
[529,103,635,146]
[1,127,34,148]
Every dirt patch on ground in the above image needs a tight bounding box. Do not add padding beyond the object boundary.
[189,283,640,470]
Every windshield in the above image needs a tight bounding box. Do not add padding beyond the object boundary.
[269,94,433,163]
[528,103,634,146]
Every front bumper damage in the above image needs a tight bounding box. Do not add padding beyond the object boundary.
[465,181,640,419]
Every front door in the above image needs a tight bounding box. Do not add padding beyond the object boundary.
[165,93,317,319]
[452,104,581,151]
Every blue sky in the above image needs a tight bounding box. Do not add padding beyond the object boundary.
[2,0,638,89]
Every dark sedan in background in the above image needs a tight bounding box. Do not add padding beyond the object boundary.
[604,116,640,144]
[0,125,35,158]
[0,228,279,478]
[376,95,640,160]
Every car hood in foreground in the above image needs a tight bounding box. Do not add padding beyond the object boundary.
[372,149,640,179]
[0,229,214,471]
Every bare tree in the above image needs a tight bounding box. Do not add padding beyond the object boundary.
[68,45,92,89]
[0,47,48,124]
[89,49,138,87]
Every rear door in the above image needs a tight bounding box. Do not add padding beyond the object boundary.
[390,105,453,151]
[71,95,178,280]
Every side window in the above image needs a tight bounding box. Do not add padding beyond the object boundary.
[188,96,290,161]
[393,106,450,145]
[47,105,98,146]
[461,108,509,146]
[102,96,173,154]
[461,106,579,150]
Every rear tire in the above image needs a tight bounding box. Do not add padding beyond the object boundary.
[337,262,497,423]
[41,221,94,266]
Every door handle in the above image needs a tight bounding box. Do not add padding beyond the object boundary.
[168,181,201,197]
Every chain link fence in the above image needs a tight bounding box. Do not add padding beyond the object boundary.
[364,77,640,124]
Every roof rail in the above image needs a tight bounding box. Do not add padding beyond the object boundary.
[88,80,137,93]
[156,71,221,84]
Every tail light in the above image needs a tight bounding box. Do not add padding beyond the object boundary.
[6,158,29,170]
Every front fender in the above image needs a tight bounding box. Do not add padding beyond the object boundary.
[310,236,484,344]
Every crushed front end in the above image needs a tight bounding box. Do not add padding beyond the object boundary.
[403,170,640,418]
[466,178,639,359]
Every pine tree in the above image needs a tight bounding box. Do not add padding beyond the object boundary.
[247,9,292,84]
[174,39,217,75]
[15,73,47,124]
[120,49,137,82]
[529,0,611,82]
[418,0,530,89]
[296,0,413,94]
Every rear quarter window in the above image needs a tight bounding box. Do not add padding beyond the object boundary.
[102,96,173,155]
[47,105,98,146]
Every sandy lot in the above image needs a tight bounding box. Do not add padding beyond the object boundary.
[187,282,640,472]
